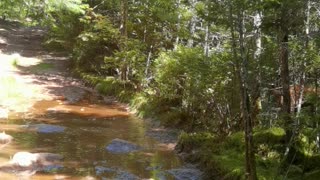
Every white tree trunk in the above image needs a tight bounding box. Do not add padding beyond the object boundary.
[297,0,310,115]
[204,23,210,57]
[174,0,181,50]
[187,0,196,47]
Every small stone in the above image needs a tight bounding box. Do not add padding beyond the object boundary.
[36,124,65,133]
[167,167,202,180]
[35,152,63,162]
[0,132,13,144]
[10,152,38,167]
[41,164,63,172]
[146,165,162,171]
[95,166,116,175]
[115,171,140,180]
[153,171,167,180]
[106,139,142,154]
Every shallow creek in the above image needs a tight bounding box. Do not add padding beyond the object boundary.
[0,23,201,180]
[0,97,187,179]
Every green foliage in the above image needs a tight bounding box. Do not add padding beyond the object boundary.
[105,38,147,81]
[42,0,89,49]
[0,0,30,21]
[73,14,120,73]
[176,130,286,179]
[254,127,286,145]
[149,45,235,130]
[6,0,317,179]
[130,92,151,117]
[77,72,135,103]
[95,77,119,95]
[176,131,216,153]
[303,169,320,180]
[212,149,245,180]
[224,132,245,151]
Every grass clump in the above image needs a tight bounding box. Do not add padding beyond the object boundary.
[76,71,135,103]
[30,63,54,72]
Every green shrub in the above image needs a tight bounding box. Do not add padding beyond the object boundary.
[224,131,245,151]
[254,127,286,145]
[303,169,320,180]
[130,93,151,117]
[177,132,216,152]
[94,77,118,95]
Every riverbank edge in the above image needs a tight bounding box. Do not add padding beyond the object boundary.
[72,70,210,179]
[70,71,312,180]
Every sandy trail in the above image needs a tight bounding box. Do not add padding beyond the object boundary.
[0,21,89,114]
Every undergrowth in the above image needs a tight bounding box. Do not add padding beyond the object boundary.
[175,127,320,180]
[75,70,135,102]
[73,69,320,180]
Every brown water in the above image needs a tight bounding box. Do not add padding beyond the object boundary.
[0,22,188,179]
[0,99,182,179]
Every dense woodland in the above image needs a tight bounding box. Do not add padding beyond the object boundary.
[1,0,320,179]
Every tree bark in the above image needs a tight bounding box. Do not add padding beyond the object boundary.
[238,10,257,180]
[279,26,292,144]
[316,72,319,149]
[174,0,181,50]
[297,0,310,115]
[204,23,210,57]
[120,0,128,81]
[187,0,196,47]
[251,10,263,124]
[145,45,153,79]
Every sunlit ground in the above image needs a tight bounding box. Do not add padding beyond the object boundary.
[0,51,44,113]
[0,29,183,179]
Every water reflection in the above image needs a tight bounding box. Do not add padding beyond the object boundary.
[0,100,182,179]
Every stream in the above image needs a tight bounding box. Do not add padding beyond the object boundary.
[0,21,202,179]
[0,98,188,179]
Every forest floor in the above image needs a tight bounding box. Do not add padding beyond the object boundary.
[0,21,94,114]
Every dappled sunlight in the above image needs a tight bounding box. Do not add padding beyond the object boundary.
[0,52,50,112]
[0,19,186,179]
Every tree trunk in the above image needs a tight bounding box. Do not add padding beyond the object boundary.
[316,72,319,150]
[279,25,293,147]
[251,10,263,124]
[229,5,241,131]
[297,0,310,115]
[120,0,128,81]
[238,10,257,180]
[204,23,210,57]
[145,45,153,79]
[174,0,181,50]
[187,0,196,47]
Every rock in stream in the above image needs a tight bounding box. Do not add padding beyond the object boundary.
[95,166,140,180]
[106,138,142,154]
[167,166,203,180]
[0,152,63,176]
[23,124,66,133]
[0,132,13,144]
